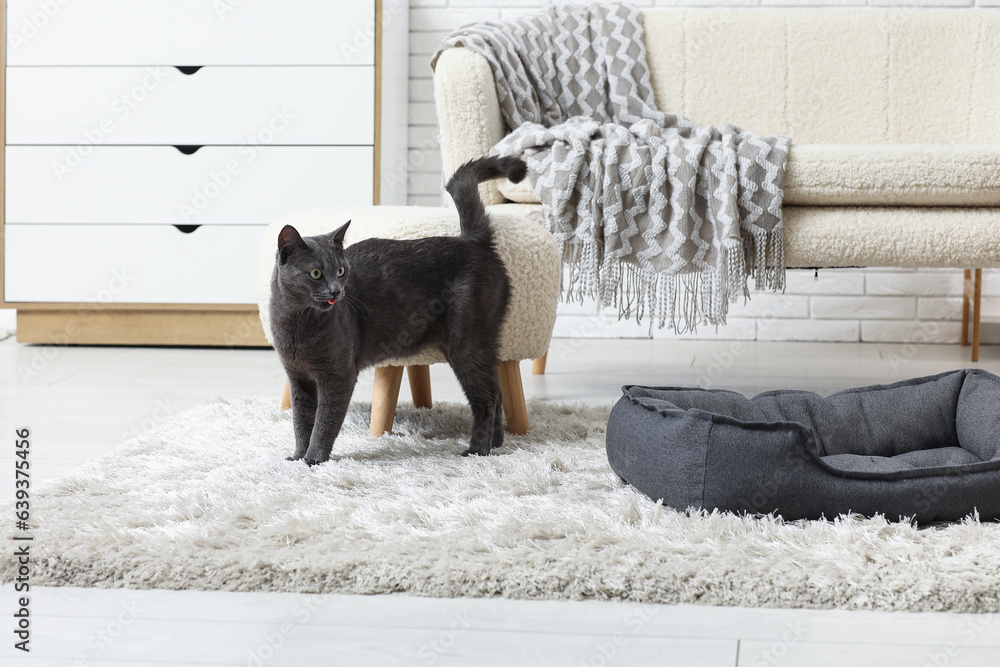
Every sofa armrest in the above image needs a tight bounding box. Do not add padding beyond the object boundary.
[433,47,508,205]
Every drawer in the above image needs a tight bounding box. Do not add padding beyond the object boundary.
[6,146,374,225]
[6,0,377,66]
[6,66,374,145]
[4,224,266,304]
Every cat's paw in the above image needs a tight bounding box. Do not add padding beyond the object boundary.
[304,457,327,467]
[461,446,491,457]
[286,455,304,462]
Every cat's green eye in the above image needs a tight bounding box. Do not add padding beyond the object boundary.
[337,267,345,277]
[309,269,322,280]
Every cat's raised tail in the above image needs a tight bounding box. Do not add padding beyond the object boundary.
[445,156,528,244]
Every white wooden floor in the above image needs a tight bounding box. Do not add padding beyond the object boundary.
[2,335,999,666]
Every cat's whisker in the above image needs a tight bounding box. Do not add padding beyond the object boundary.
[344,298,359,319]
[345,294,369,319]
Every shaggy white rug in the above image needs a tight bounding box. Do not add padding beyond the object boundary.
[3,398,999,613]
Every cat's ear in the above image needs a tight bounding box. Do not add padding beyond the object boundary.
[332,220,351,246]
[277,225,306,264]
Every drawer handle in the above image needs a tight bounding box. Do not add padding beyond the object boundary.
[174,145,203,155]
[174,225,201,234]
[175,66,203,75]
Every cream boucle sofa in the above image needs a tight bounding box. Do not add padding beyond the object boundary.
[434,9,1000,272]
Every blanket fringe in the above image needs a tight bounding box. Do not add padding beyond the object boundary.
[746,227,786,294]
[556,229,785,333]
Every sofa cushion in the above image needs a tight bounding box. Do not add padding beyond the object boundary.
[785,144,1000,206]
[641,9,1000,145]
[498,144,1000,207]
[491,202,1000,269]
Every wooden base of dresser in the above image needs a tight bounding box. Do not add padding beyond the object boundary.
[15,309,270,347]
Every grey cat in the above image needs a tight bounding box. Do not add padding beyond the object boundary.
[269,156,528,465]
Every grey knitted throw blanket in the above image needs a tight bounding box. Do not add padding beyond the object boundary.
[432,3,791,331]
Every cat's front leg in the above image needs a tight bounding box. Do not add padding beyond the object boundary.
[303,372,358,466]
[287,377,318,461]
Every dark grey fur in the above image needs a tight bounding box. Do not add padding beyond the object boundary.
[269,156,527,465]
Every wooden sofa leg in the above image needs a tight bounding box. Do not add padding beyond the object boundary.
[371,366,405,436]
[532,353,548,375]
[281,379,292,410]
[499,360,529,435]
[962,269,972,347]
[972,269,983,363]
[407,365,433,409]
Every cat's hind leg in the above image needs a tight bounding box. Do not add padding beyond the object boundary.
[490,390,505,450]
[449,350,501,456]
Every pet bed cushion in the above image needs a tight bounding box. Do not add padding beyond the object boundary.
[606,369,1000,522]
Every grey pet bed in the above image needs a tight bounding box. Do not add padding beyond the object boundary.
[606,369,1000,522]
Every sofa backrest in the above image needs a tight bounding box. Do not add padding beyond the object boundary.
[432,8,1000,204]
[642,9,1000,144]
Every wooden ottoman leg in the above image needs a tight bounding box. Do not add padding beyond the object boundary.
[499,360,529,435]
[532,353,548,375]
[407,365,433,409]
[371,366,405,436]
[281,379,292,410]
[962,269,972,347]
[972,269,983,363]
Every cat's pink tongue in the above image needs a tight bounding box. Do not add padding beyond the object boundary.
[327,299,337,305]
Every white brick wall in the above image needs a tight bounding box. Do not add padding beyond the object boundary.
[407,0,1000,344]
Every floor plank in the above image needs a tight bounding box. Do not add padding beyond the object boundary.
[9,610,739,666]
[11,588,1000,648]
[738,638,1000,667]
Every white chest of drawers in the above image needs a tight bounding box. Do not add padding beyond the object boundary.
[1,0,408,345]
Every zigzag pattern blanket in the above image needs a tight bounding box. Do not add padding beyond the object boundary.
[432,3,791,331]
